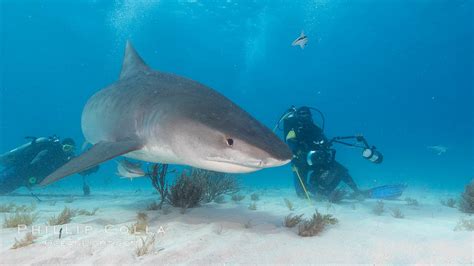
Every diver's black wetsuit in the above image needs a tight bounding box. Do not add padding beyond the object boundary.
[282,108,360,197]
[0,136,75,195]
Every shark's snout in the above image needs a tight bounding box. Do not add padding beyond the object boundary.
[237,135,293,170]
[253,130,293,164]
[268,142,293,162]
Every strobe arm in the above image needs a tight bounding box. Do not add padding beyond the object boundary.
[328,135,383,164]
[329,135,369,149]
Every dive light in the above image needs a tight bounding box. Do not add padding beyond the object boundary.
[362,148,383,164]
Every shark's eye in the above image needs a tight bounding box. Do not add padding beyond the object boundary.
[226,138,234,146]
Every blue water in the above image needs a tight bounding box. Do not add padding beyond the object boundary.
[1,0,472,192]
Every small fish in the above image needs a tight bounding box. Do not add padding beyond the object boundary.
[292,31,308,49]
[427,145,447,155]
[116,159,146,179]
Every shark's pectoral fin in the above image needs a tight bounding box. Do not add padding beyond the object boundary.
[40,139,143,186]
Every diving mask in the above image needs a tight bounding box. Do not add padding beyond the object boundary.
[62,144,75,153]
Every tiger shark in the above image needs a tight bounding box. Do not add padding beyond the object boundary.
[40,41,292,186]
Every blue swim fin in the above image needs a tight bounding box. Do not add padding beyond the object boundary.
[367,184,407,199]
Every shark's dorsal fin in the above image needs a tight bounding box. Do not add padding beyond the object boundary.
[300,31,305,37]
[120,41,149,80]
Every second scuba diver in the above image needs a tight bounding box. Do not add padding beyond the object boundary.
[0,136,99,195]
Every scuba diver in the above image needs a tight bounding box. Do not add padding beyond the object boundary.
[0,136,98,196]
[275,106,405,200]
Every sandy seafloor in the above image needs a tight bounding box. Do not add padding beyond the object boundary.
[0,184,472,265]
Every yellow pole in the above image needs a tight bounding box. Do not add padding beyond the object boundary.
[292,165,313,206]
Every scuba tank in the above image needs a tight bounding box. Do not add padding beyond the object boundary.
[0,136,59,167]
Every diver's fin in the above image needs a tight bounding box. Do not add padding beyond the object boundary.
[40,139,143,186]
[119,40,150,80]
[367,184,407,199]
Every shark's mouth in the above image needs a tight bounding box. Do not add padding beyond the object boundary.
[205,156,265,170]
[205,156,289,170]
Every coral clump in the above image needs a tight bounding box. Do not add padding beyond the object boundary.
[405,197,419,206]
[129,212,149,234]
[147,164,169,209]
[135,234,156,257]
[77,208,99,216]
[298,212,338,237]
[16,202,37,212]
[454,218,474,231]
[192,169,239,203]
[284,198,294,211]
[147,201,160,211]
[168,172,204,208]
[0,202,36,213]
[64,195,74,203]
[372,200,384,215]
[440,198,456,208]
[250,193,260,201]
[148,166,239,208]
[328,188,347,203]
[459,179,474,214]
[3,212,38,228]
[214,195,225,204]
[47,207,75,225]
[231,194,245,202]
[391,207,405,219]
[0,203,16,213]
[11,232,37,249]
[284,213,304,228]
[248,202,257,210]
[243,220,253,229]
